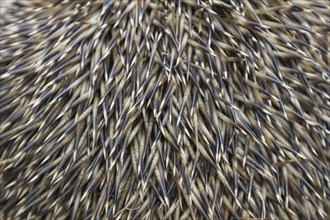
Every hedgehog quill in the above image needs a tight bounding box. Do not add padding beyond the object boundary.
[0,0,329,219]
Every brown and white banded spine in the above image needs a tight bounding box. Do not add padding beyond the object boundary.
[0,0,329,219]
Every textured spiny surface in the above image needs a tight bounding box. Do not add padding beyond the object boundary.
[0,0,329,219]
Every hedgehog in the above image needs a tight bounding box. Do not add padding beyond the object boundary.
[0,0,329,219]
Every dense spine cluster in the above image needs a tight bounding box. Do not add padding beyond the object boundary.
[0,0,329,219]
